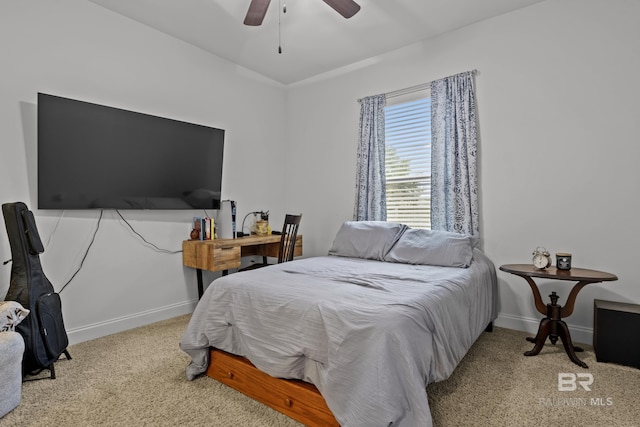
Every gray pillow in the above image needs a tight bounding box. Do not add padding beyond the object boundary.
[384,228,475,268]
[328,221,408,261]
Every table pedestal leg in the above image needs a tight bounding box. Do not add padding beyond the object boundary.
[557,320,588,368]
[524,291,588,368]
[524,318,552,356]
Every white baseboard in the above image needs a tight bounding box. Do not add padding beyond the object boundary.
[494,312,594,346]
[66,300,197,346]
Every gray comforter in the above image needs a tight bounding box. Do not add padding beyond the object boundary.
[180,250,497,427]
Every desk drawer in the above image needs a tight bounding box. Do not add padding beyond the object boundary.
[182,241,240,271]
[213,245,241,270]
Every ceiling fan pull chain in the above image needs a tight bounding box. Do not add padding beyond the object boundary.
[278,0,286,54]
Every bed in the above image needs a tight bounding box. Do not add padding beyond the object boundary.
[180,221,497,427]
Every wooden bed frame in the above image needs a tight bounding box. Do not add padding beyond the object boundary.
[206,348,340,427]
[206,322,494,426]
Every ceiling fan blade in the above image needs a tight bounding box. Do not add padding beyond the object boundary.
[322,0,361,19]
[244,0,271,26]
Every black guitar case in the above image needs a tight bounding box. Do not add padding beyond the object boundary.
[2,202,70,378]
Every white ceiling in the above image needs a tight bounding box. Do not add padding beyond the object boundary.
[88,0,545,85]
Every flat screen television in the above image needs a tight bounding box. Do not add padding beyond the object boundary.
[37,93,224,210]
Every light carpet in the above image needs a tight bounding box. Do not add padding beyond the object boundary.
[2,314,639,426]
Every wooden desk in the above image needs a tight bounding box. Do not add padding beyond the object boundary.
[499,264,617,368]
[183,234,302,298]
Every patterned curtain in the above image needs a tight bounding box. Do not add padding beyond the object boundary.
[353,94,387,221]
[430,71,479,235]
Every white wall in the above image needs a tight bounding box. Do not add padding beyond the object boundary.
[286,0,640,344]
[0,0,288,344]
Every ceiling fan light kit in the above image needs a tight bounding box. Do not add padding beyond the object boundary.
[244,0,360,26]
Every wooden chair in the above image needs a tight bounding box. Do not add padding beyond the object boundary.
[241,214,302,270]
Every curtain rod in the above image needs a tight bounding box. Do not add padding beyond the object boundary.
[357,69,477,103]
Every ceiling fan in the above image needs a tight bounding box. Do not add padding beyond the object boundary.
[244,0,361,26]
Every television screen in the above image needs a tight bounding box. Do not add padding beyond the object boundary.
[37,93,224,210]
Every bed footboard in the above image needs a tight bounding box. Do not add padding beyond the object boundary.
[206,348,340,427]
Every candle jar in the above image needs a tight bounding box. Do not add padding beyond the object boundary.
[556,253,572,270]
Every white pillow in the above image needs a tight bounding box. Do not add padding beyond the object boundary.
[0,301,30,332]
[328,221,408,261]
[384,228,475,268]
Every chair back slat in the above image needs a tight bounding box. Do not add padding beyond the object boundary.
[278,214,302,264]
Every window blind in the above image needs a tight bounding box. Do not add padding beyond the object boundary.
[385,97,431,229]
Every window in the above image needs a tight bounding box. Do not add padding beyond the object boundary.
[384,96,431,229]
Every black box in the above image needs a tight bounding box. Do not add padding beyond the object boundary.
[594,299,640,369]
